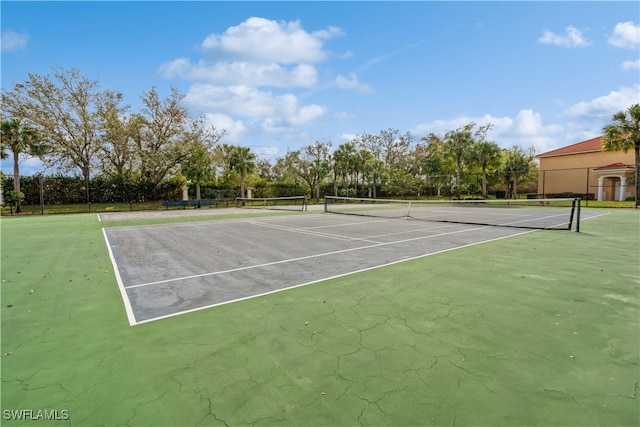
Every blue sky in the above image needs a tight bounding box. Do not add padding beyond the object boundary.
[2,1,639,176]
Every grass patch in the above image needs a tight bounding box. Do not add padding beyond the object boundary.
[1,210,638,425]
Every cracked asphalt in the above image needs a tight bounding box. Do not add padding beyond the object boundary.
[1,209,637,426]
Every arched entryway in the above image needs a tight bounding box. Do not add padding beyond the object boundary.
[595,163,634,201]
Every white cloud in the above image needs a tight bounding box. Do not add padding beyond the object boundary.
[159,59,318,88]
[412,110,563,154]
[204,113,246,143]
[185,83,326,130]
[621,59,640,71]
[608,22,640,49]
[201,17,342,64]
[334,73,371,93]
[158,17,371,149]
[563,84,640,118]
[1,30,29,52]
[538,26,589,48]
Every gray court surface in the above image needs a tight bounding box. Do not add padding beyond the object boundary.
[102,211,582,325]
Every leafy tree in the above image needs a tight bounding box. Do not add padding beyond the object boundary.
[501,146,535,198]
[2,66,123,204]
[471,140,503,198]
[384,168,417,198]
[1,119,48,212]
[417,134,453,197]
[135,87,191,188]
[255,158,275,181]
[180,117,225,200]
[213,143,238,189]
[602,103,640,207]
[363,156,386,198]
[181,144,215,201]
[272,150,303,183]
[97,100,136,176]
[298,141,332,202]
[440,125,473,197]
[372,128,411,169]
[332,142,358,196]
[229,146,256,199]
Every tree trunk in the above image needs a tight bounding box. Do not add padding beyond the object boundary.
[481,168,488,199]
[12,149,21,213]
[635,145,639,208]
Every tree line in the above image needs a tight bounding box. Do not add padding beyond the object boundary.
[1,66,549,212]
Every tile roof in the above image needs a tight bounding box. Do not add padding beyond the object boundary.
[593,162,635,171]
[536,136,603,158]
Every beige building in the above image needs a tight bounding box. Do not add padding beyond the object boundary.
[536,136,635,201]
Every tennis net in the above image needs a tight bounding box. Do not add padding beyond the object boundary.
[236,196,308,211]
[324,196,581,231]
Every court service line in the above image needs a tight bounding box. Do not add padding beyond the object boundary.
[126,224,491,290]
[249,220,383,244]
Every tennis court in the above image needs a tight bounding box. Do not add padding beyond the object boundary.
[103,201,602,325]
[3,206,637,426]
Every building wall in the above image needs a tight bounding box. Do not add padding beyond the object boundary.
[538,150,634,198]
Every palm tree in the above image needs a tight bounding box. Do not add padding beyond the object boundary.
[501,146,533,199]
[1,119,47,213]
[182,144,215,201]
[472,140,503,199]
[229,146,256,199]
[602,104,640,207]
[332,142,357,196]
[441,123,475,198]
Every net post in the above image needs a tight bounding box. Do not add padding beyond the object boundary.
[568,198,580,232]
[304,196,308,211]
[324,196,328,213]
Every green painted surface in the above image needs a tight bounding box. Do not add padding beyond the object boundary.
[1,210,638,426]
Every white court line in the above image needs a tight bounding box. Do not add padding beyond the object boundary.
[126,223,491,290]
[249,220,384,243]
[102,229,137,325]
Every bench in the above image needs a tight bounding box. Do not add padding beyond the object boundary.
[190,199,216,208]
[162,200,189,209]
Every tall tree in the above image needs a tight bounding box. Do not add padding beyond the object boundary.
[97,100,135,176]
[471,140,503,199]
[418,133,452,197]
[178,117,224,201]
[2,66,123,204]
[181,144,215,201]
[440,123,475,197]
[135,86,190,187]
[332,142,357,196]
[0,119,47,212]
[602,103,640,207]
[363,156,385,198]
[501,146,535,198]
[298,141,332,202]
[213,143,238,188]
[229,146,256,199]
